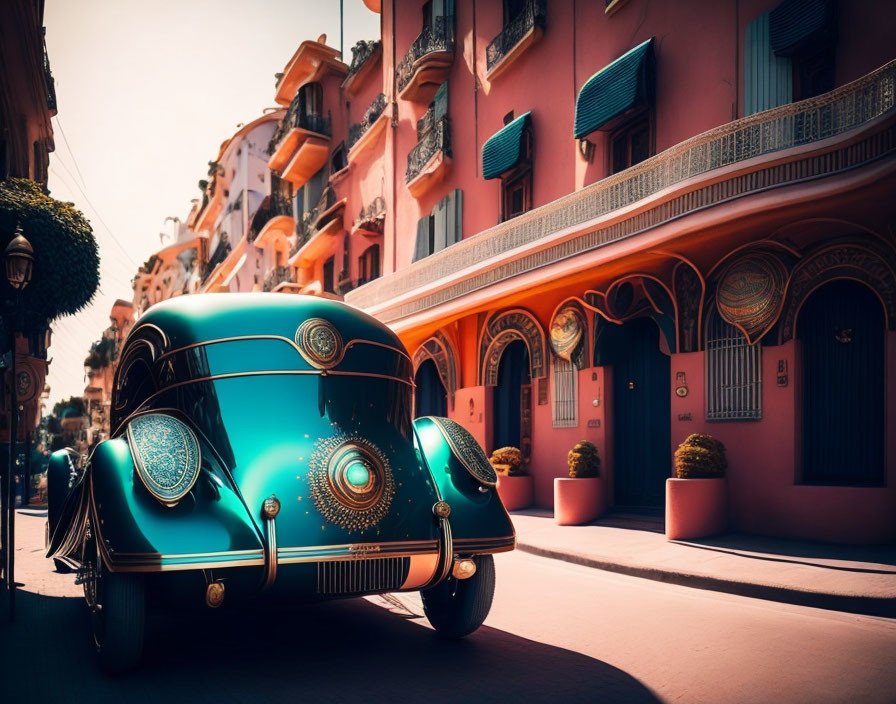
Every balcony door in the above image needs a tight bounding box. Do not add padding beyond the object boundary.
[414,359,447,418]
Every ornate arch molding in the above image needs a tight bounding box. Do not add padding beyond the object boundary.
[548,298,590,368]
[779,243,896,343]
[479,309,547,386]
[412,330,459,410]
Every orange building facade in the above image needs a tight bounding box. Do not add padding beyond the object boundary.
[138,0,896,543]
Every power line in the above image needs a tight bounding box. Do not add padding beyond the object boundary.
[51,114,88,192]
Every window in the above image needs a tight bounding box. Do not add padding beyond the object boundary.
[331,141,348,173]
[358,244,381,285]
[503,0,526,25]
[551,356,578,428]
[500,123,532,221]
[705,307,762,421]
[413,189,463,261]
[792,48,835,101]
[610,113,651,174]
[323,257,335,294]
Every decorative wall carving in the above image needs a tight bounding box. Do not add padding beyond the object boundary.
[673,262,703,353]
[549,303,587,367]
[412,330,458,409]
[480,309,547,386]
[779,244,896,342]
[716,252,789,344]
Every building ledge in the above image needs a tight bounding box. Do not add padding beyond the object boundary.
[346,59,896,323]
[254,215,295,250]
[485,0,546,82]
[342,42,383,97]
[289,215,343,268]
[280,135,331,187]
[275,40,347,106]
[348,104,391,163]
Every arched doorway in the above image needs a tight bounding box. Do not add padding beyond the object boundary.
[596,316,671,509]
[414,358,447,418]
[798,279,885,484]
[493,339,530,450]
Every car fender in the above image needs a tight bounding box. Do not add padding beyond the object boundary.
[413,417,515,554]
[46,448,84,553]
[90,437,264,572]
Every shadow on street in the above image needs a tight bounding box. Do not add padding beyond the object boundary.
[0,588,659,703]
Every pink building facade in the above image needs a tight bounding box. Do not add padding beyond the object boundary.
[147,0,896,544]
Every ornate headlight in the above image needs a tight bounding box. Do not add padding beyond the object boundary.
[126,413,201,507]
[429,417,497,487]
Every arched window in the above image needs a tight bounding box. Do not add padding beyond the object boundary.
[705,306,762,421]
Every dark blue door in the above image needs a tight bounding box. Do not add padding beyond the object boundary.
[798,279,884,484]
[414,358,447,418]
[493,340,530,450]
[600,317,671,508]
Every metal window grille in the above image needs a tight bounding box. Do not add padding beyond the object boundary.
[705,308,762,421]
[551,356,578,428]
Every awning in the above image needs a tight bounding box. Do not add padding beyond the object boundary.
[769,0,833,56]
[482,112,532,180]
[574,38,654,140]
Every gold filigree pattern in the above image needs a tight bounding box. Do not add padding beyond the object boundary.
[716,252,788,344]
[307,432,395,532]
[295,318,344,368]
[429,417,497,486]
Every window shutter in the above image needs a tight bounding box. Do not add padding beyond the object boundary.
[433,196,448,252]
[744,12,792,116]
[413,216,431,262]
[433,82,449,122]
[446,189,462,245]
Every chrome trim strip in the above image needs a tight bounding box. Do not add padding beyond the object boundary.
[453,536,516,554]
[262,515,278,590]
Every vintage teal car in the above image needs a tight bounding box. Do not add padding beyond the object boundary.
[46,294,514,672]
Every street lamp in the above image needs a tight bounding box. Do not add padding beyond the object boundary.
[3,224,33,621]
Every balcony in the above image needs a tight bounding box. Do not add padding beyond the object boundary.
[274,40,346,106]
[248,193,293,243]
[201,233,231,284]
[342,40,382,96]
[396,16,455,103]
[263,266,294,292]
[346,60,896,325]
[348,93,389,160]
[352,196,386,236]
[406,116,451,197]
[290,191,346,269]
[268,101,331,188]
[42,30,57,114]
[485,0,547,81]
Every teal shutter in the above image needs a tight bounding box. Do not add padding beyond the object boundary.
[433,82,449,122]
[448,189,462,245]
[744,12,792,116]
[433,197,448,252]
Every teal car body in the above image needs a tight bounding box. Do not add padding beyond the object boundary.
[47,294,513,614]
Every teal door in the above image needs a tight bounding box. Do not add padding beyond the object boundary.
[603,318,671,508]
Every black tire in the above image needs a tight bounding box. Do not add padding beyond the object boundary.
[421,554,495,638]
[93,566,145,673]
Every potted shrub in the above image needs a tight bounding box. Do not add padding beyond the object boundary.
[554,441,606,525]
[490,447,534,511]
[665,434,728,540]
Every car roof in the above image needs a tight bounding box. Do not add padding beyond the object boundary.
[131,293,405,353]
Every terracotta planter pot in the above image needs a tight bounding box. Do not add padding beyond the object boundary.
[665,477,728,540]
[496,474,534,511]
[554,477,606,525]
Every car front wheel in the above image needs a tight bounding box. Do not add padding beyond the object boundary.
[421,554,495,638]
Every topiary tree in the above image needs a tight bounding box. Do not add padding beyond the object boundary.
[488,446,525,476]
[52,396,87,420]
[84,336,116,370]
[568,441,600,478]
[0,178,100,327]
[674,434,727,478]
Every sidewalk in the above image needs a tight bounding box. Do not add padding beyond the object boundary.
[510,510,896,617]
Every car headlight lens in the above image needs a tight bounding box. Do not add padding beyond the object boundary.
[126,413,201,507]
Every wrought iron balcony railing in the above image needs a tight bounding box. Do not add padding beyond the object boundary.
[268,93,332,155]
[348,93,388,150]
[202,234,231,283]
[396,16,455,94]
[347,40,381,78]
[263,266,293,292]
[292,187,336,256]
[42,30,57,112]
[486,0,547,72]
[406,117,451,183]
[248,194,294,242]
[347,59,896,318]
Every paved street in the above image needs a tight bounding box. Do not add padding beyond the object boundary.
[3,512,896,703]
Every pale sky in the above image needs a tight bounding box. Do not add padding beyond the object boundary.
[44,0,380,408]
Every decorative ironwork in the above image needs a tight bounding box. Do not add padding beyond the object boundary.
[346,60,896,320]
[42,30,57,112]
[355,196,386,234]
[716,252,789,344]
[293,187,336,255]
[406,117,451,183]
[248,194,294,242]
[674,262,703,354]
[262,265,293,292]
[429,417,497,486]
[202,233,231,282]
[307,433,395,533]
[347,39,381,78]
[705,308,763,421]
[348,93,387,150]
[396,15,455,93]
[486,0,547,72]
[412,330,458,409]
[480,309,547,384]
[268,92,332,155]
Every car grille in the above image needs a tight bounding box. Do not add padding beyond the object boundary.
[316,557,410,595]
